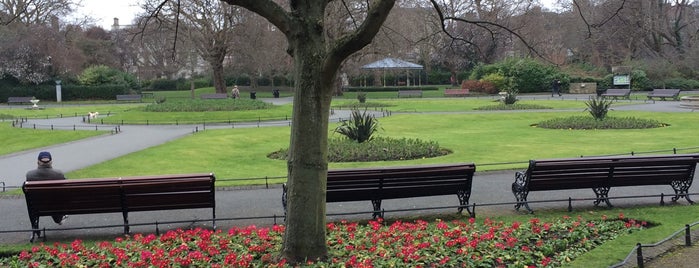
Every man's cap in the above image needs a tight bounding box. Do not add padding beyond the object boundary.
[38,151,52,163]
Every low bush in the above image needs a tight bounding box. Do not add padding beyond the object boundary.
[269,137,450,162]
[536,116,667,129]
[475,103,551,110]
[143,98,272,112]
[461,80,497,94]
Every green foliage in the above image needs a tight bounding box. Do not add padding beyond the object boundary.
[470,58,565,93]
[461,79,497,94]
[333,108,380,143]
[78,65,138,89]
[537,116,666,129]
[585,97,614,120]
[650,78,699,90]
[269,137,450,162]
[481,73,507,91]
[148,79,178,91]
[502,79,519,105]
[0,215,646,267]
[629,69,650,90]
[144,98,271,112]
[356,92,367,103]
[475,103,552,110]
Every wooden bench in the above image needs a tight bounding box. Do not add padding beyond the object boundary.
[600,88,631,100]
[116,94,143,102]
[7,97,34,105]
[647,89,681,101]
[397,90,423,98]
[23,173,216,242]
[444,88,470,97]
[511,154,699,213]
[200,93,229,99]
[282,163,476,218]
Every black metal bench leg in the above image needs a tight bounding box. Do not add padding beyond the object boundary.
[122,211,130,234]
[457,190,474,217]
[592,187,613,207]
[281,184,288,219]
[29,216,40,242]
[671,180,694,204]
[512,182,533,213]
[371,200,382,219]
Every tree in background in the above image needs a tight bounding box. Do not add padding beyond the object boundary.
[143,0,245,93]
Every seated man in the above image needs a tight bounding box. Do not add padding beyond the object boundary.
[25,151,68,224]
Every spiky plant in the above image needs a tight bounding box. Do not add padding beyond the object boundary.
[585,96,614,120]
[334,108,380,143]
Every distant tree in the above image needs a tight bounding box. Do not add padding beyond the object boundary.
[0,0,74,25]
[144,0,244,93]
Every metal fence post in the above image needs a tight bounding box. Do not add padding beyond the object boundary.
[686,224,692,246]
[636,243,644,268]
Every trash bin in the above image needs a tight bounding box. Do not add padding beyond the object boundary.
[250,91,256,99]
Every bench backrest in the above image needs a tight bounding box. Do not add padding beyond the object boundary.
[525,154,699,191]
[650,89,680,96]
[326,163,475,202]
[200,93,229,99]
[7,97,34,103]
[604,89,630,95]
[398,90,422,96]
[120,174,216,212]
[116,94,142,101]
[23,177,124,216]
[23,173,216,216]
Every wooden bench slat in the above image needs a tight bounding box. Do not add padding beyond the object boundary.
[601,89,631,100]
[284,163,475,218]
[397,90,423,98]
[512,154,699,212]
[647,89,681,101]
[23,173,216,242]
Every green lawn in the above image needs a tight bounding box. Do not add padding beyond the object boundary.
[0,122,107,155]
[67,110,699,185]
[1,97,698,266]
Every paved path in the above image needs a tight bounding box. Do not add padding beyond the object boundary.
[0,95,697,245]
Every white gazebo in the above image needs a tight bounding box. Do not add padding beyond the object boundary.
[361,57,423,86]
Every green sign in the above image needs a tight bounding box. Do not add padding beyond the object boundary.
[613,75,630,86]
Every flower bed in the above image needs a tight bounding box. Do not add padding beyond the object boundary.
[2,214,645,267]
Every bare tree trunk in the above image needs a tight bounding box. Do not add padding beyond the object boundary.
[281,35,333,262]
[211,60,227,93]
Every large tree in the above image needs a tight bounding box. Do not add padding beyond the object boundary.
[216,0,395,262]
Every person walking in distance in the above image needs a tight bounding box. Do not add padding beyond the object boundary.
[552,79,562,97]
[25,151,68,224]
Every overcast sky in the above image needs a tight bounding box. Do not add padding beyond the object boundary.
[74,0,141,29]
[73,0,560,30]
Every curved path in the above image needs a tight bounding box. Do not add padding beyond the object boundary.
[0,94,697,248]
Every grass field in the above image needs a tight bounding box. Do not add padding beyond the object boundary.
[1,94,698,266]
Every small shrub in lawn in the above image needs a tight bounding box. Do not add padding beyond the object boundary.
[475,103,551,110]
[143,98,272,112]
[585,97,613,120]
[536,116,667,129]
[269,137,451,162]
[334,108,381,143]
[356,92,367,103]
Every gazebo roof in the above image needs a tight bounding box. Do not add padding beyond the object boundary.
[361,57,423,70]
